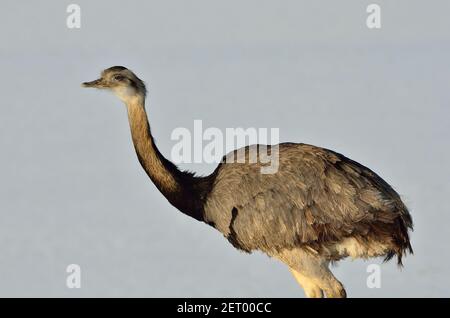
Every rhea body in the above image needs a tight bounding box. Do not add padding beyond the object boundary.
[83,66,413,298]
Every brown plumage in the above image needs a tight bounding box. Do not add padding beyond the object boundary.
[205,144,412,263]
[83,66,413,298]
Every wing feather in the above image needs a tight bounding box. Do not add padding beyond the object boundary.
[203,143,412,258]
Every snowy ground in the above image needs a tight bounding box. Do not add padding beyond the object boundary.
[0,1,449,297]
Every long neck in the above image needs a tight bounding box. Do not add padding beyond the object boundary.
[125,96,204,221]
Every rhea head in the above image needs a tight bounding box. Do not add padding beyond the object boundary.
[82,66,146,103]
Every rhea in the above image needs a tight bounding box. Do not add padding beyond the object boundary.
[82,66,413,298]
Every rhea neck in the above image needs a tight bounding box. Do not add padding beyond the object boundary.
[122,93,204,221]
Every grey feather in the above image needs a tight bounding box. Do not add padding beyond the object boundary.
[203,143,413,264]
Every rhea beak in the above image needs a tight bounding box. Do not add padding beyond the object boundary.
[82,78,108,88]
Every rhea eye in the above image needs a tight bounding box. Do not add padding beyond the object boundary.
[113,75,125,81]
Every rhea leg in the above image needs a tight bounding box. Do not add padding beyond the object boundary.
[279,248,347,298]
[289,267,323,298]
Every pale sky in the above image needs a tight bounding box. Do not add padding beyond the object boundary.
[0,1,449,297]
